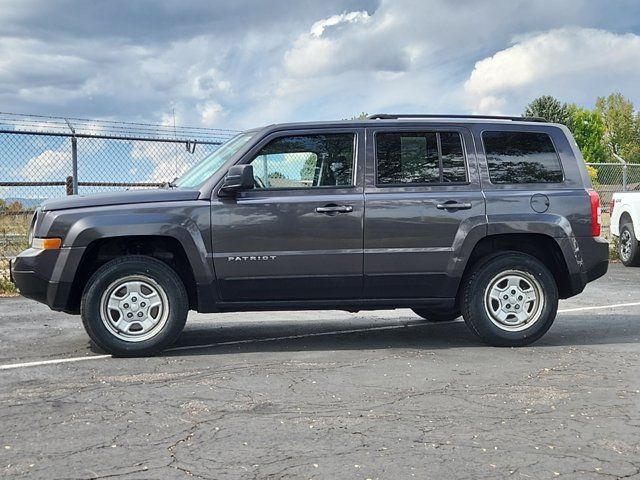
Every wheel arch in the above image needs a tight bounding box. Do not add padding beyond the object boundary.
[67,235,199,313]
[457,233,573,301]
[620,211,633,230]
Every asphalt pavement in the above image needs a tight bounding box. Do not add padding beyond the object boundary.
[1,263,639,479]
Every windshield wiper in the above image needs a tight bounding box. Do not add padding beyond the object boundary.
[164,177,179,189]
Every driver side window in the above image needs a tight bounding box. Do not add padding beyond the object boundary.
[250,133,355,189]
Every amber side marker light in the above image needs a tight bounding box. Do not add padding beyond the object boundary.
[32,237,62,250]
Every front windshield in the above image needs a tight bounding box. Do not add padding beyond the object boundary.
[175,132,255,188]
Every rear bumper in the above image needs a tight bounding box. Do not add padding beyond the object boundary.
[580,236,609,282]
[558,236,608,298]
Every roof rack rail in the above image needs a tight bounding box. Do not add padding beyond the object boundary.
[366,113,547,123]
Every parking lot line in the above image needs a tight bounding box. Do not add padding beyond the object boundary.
[1,300,640,371]
[558,301,640,313]
[0,354,112,371]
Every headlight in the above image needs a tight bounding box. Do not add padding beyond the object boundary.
[31,237,62,250]
[27,210,38,247]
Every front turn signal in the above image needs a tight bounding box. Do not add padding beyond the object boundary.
[32,237,62,250]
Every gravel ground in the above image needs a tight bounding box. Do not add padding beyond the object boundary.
[1,263,639,480]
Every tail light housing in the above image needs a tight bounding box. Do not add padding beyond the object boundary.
[588,189,601,237]
[610,198,615,216]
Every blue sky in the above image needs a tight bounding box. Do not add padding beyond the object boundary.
[2,0,640,130]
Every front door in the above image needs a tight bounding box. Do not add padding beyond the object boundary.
[363,126,485,299]
[211,129,365,302]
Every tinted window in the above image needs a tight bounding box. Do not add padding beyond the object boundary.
[376,132,467,185]
[250,134,354,189]
[440,132,467,183]
[483,131,563,184]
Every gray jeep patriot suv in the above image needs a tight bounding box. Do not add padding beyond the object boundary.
[11,114,609,356]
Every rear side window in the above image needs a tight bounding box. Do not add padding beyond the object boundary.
[482,131,563,184]
[376,131,467,185]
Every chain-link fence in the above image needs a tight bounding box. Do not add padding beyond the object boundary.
[0,112,238,288]
[2,112,638,290]
[586,162,640,237]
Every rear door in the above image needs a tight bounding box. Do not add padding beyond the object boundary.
[211,128,365,302]
[363,125,485,299]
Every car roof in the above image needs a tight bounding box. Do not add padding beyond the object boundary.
[251,115,562,135]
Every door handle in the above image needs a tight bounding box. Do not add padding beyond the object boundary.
[315,205,353,214]
[436,202,473,210]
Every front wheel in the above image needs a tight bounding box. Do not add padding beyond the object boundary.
[80,256,188,357]
[619,222,640,267]
[461,252,558,347]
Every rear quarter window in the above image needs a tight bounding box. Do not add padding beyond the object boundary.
[482,131,564,184]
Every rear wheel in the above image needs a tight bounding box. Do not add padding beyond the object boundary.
[80,256,188,357]
[619,222,640,267]
[412,308,461,322]
[461,252,558,347]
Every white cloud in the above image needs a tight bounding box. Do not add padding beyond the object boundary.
[21,150,71,180]
[192,68,232,99]
[131,141,199,183]
[198,101,225,126]
[283,9,415,79]
[464,28,640,113]
[309,11,370,38]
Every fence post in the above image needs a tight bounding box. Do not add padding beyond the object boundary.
[612,152,628,192]
[65,118,79,195]
[65,176,73,196]
[71,136,78,194]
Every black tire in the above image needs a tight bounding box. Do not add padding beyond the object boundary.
[619,222,640,267]
[80,255,188,357]
[412,308,461,322]
[460,252,558,347]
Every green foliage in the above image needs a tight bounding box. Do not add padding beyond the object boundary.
[0,273,17,294]
[596,93,640,163]
[566,105,607,163]
[300,155,317,181]
[586,164,599,185]
[524,95,569,124]
[0,213,30,295]
[522,92,640,165]
[344,112,369,120]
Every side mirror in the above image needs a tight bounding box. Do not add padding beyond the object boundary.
[219,164,255,196]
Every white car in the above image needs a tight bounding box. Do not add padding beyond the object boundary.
[611,192,640,266]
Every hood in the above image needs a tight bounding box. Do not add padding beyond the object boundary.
[40,188,201,211]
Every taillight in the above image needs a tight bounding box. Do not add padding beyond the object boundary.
[610,199,615,216]
[588,189,601,237]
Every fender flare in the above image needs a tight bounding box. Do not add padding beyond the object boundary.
[61,210,215,286]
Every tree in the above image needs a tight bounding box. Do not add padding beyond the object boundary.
[596,93,640,162]
[566,105,607,163]
[344,112,369,120]
[299,153,319,182]
[7,201,23,212]
[523,95,569,124]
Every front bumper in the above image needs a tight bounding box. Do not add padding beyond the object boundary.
[10,247,82,313]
